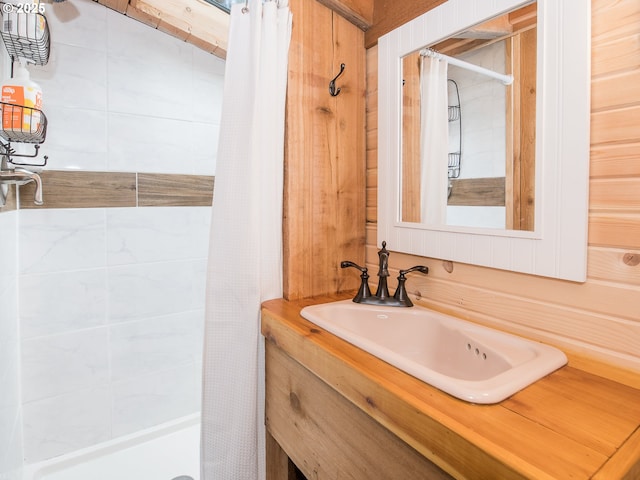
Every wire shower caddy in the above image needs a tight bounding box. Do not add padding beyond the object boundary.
[0,2,50,166]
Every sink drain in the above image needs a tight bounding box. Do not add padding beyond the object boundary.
[171,477,194,480]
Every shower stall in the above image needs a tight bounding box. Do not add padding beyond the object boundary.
[0,0,224,477]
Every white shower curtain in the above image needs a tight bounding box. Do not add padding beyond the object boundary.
[420,55,449,224]
[200,1,292,479]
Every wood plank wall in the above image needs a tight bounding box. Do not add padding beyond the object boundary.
[365,0,640,382]
[283,0,366,300]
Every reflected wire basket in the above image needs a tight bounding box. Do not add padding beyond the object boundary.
[448,152,461,178]
[448,105,460,122]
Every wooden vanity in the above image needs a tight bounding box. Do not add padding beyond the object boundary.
[262,296,640,480]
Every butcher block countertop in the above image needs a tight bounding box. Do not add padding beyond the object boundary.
[261,295,640,480]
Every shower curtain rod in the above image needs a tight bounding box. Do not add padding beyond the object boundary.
[420,48,514,85]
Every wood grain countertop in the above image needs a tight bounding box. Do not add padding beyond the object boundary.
[261,295,640,480]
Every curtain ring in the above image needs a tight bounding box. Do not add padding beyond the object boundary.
[242,0,249,13]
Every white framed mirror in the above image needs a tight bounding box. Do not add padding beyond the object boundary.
[378,0,590,282]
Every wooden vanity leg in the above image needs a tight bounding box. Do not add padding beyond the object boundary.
[266,431,297,480]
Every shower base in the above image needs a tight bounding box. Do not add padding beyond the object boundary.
[23,414,200,480]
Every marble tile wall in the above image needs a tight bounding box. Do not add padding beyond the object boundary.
[0,212,23,480]
[30,0,224,175]
[8,0,224,464]
[19,206,211,462]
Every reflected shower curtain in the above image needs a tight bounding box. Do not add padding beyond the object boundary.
[200,1,292,479]
[420,55,449,224]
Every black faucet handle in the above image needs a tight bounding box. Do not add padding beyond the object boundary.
[341,260,367,272]
[398,265,429,276]
[393,265,429,307]
[341,260,372,302]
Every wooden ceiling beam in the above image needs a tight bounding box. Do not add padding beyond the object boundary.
[95,0,129,14]
[95,0,229,58]
[315,0,373,30]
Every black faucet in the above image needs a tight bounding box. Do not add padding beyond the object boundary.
[341,241,428,307]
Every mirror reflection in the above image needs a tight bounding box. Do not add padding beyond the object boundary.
[400,3,537,231]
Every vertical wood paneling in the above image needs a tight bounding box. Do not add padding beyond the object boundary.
[511,27,536,230]
[284,0,334,300]
[365,0,640,376]
[283,0,365,300]
[334,11,367,288]
[400,53,421,222]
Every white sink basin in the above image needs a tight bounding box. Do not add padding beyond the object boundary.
[300,300,567,404]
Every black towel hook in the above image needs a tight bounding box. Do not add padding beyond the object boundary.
[329,63,345,96]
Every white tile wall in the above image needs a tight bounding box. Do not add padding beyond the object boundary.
[13,0,221,463]
[107,260,206,322]
[19,269,108,338]
[0,212,23,480]
[109,311,203,382]
[29,0,225,175]
[111,363,201,437]
[18,208,107,275]
[19,206,211,462]
[41,0,108,51]
[21,328,110,403]
[106,207,210,265]
[31,43,108,111]
[22,386,112,462]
